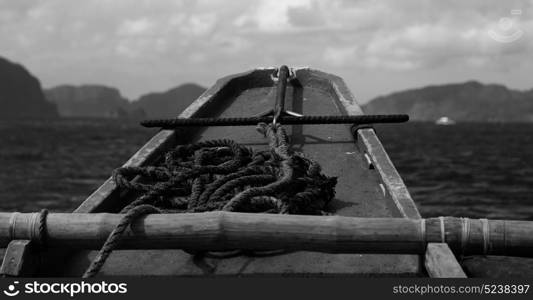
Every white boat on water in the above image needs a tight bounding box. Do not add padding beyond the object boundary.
[435,116,456,125]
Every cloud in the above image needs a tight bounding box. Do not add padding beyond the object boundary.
[0,0,532,102]
[117,18,155,36]
[234,0,314,33]
[323,46,358,67]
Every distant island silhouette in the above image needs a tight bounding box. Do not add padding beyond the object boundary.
[44,83,205,120]
[1,55,206,120]
[44,85,145,119]
[1,55,532,122]
[363,81,533,122]
[129,83,206,119]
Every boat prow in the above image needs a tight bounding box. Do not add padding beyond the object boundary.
[1,67,464,277]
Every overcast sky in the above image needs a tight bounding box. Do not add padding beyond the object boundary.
[1,0,532,103]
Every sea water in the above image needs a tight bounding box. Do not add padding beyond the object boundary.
[1,119,531,220]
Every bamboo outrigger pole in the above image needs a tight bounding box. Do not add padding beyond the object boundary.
[0,212,531,257]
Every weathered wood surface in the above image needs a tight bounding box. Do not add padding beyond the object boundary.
[425,243,467,278]
[355,128,421,219]
[3,213,424,251]
[52,68,427,276]
[1,213,531,258]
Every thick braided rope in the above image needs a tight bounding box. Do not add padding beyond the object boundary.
[38,209,49,248]
[222,124,293,211]
[113,130,334,214]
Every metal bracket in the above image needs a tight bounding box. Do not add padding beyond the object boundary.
[350,124,374,142]
[258,65,303,125]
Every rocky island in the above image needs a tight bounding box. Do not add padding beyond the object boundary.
[363,81,533,122]
[0,56,58,119]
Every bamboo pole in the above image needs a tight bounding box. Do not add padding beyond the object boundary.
[0,212,531,257]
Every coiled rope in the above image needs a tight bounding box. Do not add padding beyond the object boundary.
[83,123,337,277]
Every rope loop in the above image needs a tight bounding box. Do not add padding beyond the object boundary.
[38,209,49,248]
